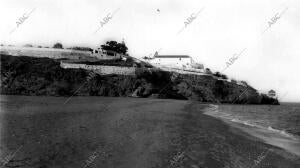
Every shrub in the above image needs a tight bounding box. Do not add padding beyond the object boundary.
[260,94,279,105]
[214,72,222,78]
[221,74,228,79]
[70,46,93,52]
[126,57,134,64]
[23,44,33,47]
[241,81,248,86]
[213,80,229,99]
[205,68,212,74]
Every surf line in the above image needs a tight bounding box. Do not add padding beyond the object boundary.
[209,104,218,111]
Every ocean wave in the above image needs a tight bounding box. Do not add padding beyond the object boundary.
[205,105,299,141]
[230,118,298,140]
[230,118,258,127]
[267,126,298,140]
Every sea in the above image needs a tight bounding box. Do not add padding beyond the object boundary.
[204,103,300,156]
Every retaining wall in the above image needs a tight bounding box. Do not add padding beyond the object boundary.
[60,62,136,75]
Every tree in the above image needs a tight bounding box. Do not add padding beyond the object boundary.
[214,72,222,78]
[221,74,228,79]
[53,43,63,49]
[241,81,248,86]
[126,57,134,63]
[100,41,128,54]
[231,79,237,84]
[70,46,93,52]
[214,80,229,99]
[23,44,33,47]
[205,68,212,74]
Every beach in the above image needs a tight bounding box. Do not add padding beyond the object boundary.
[0,95,299,168]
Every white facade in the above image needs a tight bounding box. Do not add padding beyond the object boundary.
[148,55,205,70]
[149,55,195,68]
[91,49,124,60]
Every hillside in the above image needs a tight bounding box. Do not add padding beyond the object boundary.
[0,54,279,104]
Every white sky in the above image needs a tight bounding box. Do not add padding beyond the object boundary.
[1,0,299,102]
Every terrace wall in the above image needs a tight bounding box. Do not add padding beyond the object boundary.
[60,62,136,75]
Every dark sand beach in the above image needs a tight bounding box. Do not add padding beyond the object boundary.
[0,95,299,168]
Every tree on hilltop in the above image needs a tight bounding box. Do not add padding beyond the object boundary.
[221,74,228,79]
[241,81,248,86]
[100,40,128,54]
[53,42,63,49]
[23,44,33,47]
[214,72,222,78]
[205,68,212,74]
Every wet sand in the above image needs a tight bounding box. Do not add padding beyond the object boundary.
[224,120,300,156]
[0,95,299,168]
[204,104,300,157]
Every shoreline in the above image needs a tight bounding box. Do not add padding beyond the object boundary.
[225,119,300,156]
[181,102,300,167]
[0,95,299,167]
[202,104,300,158]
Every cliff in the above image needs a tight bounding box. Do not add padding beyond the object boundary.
[0,55,279,104]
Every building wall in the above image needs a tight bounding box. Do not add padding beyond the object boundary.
[60,62,136,75]
[91,50,123,60]
[150,57,192,68]
[157,65,206,75]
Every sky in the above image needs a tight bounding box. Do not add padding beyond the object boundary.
[0,0,299,102]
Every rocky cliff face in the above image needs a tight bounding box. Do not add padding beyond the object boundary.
[0,55,279,104]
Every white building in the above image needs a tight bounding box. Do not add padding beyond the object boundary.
[91,49,125,60]
[149,53,203,70]
[268,90,276,98]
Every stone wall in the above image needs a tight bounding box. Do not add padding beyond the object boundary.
[60,62,136,75]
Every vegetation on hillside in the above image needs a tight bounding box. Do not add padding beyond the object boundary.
[68,46,93,52]
[23,44,33,47]
[0,55,279,104]
[1,55,86,96]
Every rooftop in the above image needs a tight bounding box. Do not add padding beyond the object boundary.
[155,55,191,58]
